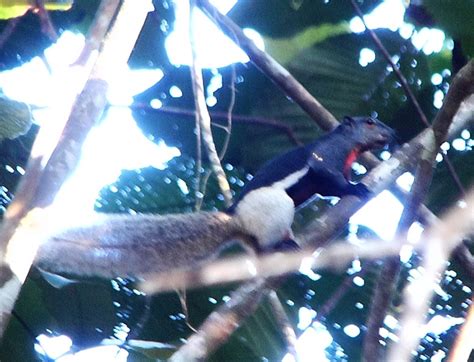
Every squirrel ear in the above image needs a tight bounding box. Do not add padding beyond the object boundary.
[342,116,355,127]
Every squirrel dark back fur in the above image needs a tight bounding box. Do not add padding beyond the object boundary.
[229,116,394,211]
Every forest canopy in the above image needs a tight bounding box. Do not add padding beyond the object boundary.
[0,0,473,361]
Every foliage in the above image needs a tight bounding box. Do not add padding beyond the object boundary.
[0,0,473,361]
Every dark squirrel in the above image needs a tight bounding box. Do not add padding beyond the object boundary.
[35,116,394,278]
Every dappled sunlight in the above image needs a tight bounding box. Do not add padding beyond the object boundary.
[350,190,404,241]
[0,31,178,226]
[283,321,336,362]
[0,0,472,361]
[53,107,180,223]
[165,0,264,67]
[350,0,405,33]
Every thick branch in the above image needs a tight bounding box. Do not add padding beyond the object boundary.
[0,0,152,336]
[196,0,338,131]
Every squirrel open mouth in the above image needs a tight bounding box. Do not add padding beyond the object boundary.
[373,134,391,148]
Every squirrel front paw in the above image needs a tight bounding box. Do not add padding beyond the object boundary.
[272,239,301,252]
[349,183,372,199]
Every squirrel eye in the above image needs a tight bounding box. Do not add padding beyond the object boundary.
[366,118,375,126]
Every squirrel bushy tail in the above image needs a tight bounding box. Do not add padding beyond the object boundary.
[35,211,249,278]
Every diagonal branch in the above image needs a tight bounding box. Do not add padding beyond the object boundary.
[0,17,20,51]
[72,0,121,66]
[195,0,461,235]
[386,59,474,361]
[34,0,59,41]
[196,0,338,131]
[0,0,152,336]
[448,297,474,362]
[350,0,466,197]
[167,59,474,360]
[387,189,474,361]
[267,290,298,360]
[189,0,232,208]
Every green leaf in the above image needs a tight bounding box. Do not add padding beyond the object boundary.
[123,339,177,360]
[229,0,382,38]
[264,22,350,65]
[0,96,32,141]
[0,0,73,20]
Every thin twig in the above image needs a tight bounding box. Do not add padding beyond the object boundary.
[135,104,302,145]
[196,66,237,208]
[453,244,474,281]
[34,0,59,41]
[189,0,232,207]
[268,290,298,360]
[219,64,236,160]
[350,0,466,197]
[314,268,370,323]
[177,289,198,333]
[126,295,152,341]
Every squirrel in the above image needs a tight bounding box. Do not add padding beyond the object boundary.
[35,116,394,278]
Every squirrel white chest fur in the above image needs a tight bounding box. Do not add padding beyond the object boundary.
[232,187,296,248]
[231,166,309,247]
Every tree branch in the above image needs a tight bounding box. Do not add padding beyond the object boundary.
[166,60,474,360]
[134,104,302,146]
[387,59,474,361]
[267,290,298,360]
[350,0,466,197]
[195,0,464,239]
[387,190,474,361]
[448,297,474,362]
[34,0,59,41]
[72,0,121,66]
[189,0,232,207]
[196,0,338,131]
[0,17,20,51]
[0,0,152,336]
